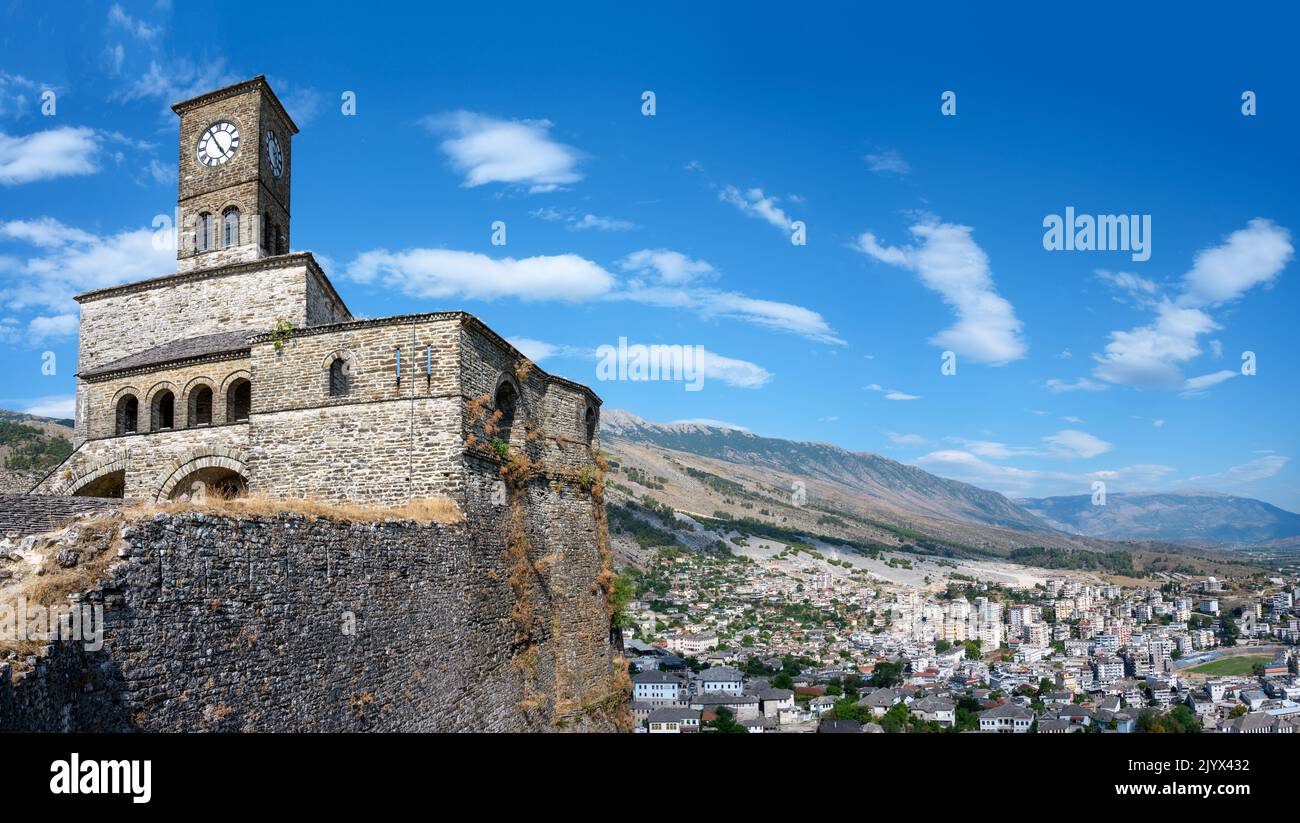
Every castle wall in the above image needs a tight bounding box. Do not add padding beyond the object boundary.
[0,509,623,732]
[246,316,464,504]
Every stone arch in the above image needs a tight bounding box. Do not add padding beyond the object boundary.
[583,403,598,446]
[221,370,252,422]
[111,386,142,435]
[145,381,179,431]
[155,450,250,502]
[321,349,357,397]
[492,373,523,446]
[51,453,132,497]
[182,376,217,427]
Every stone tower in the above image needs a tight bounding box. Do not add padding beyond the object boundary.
[172,75,298,273]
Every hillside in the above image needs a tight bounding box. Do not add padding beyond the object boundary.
[602,409,1049,532]
[0,410,73,493]
[1020,492,1300,546]
[597,410,1269,579]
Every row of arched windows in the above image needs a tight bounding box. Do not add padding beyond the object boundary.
[193,209,286,255]
[114,378,250,436]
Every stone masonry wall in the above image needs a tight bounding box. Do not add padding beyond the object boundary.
[0,508,623,732]
[82,355,251,440]
[31,425,249,500]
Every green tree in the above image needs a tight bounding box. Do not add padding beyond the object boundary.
[704,706,748,733]
[880,702,909,733]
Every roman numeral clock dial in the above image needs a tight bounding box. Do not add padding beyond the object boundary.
[196,121,240,166]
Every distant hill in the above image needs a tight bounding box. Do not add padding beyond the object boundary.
[602,409,1050,532]
[1019,492,1300,546]
[0,410,74,493]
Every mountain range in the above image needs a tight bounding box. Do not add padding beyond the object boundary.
[599,409,1300,552]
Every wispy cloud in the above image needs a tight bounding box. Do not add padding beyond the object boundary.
[854,219,1026,365]
[423,111,583,192]
[1190,455,1290,487]
[864,149,909,175]
[531,207,636,232]
[866,383,920,401]
[718,185,792,233]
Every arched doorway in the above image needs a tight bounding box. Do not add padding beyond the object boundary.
[167,466,247,501]
[74,469,125,499]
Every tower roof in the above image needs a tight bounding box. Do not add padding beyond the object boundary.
[170,74,300,134]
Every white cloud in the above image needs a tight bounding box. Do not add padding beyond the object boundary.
[1045,377,1107,393]
[864,149,910,175]
[1092,301,1218,389]
[914,449,1176,496]
[945,428,1112,460]
[866,383,920,401]
[0,127,100,185]
[1089,219,1292,391]
[423,111,582,191]
[697,349,772,388]
[1096,268,1158,300]
[504,337,590,363]
[1042,429,1112,459]
[886,431,929,446]
[570,214,635,232]
[345,248,614,302]
[619,249,714,285]
[22,394,75,419]
[718,186,792,232]
[1063,416,1083,423]
[1180,369,1237,397]
[27,313,78,341]
[1190,455,1289,487]
[108,3,161,39]
[1178,218,1294,307]
[854,220,1026,365]
[620,285,844,344]
[118,58,240,109]
[0,217,174,318]
[0,72,52,119]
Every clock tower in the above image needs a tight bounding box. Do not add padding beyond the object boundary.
[171,76,298,273]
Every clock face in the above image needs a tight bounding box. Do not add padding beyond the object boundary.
[266,130,284,178]
[197,121,240,166]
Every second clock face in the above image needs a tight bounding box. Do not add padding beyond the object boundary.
[266,130,284,178]
[197,121,240,166]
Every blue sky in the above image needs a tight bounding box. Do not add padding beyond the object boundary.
[1,1,1297,509]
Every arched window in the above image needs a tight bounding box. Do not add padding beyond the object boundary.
[222,207,240,247]
[116,394,138,435]
[585,405,597,445]
[329,358,351,397]
[226,378,251,422]
[196,213,212,252]
[189,385,213,426]
[261,212,271,251]
[274,224,286,255]
[493,381,518,444]
[151,390,175,431]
